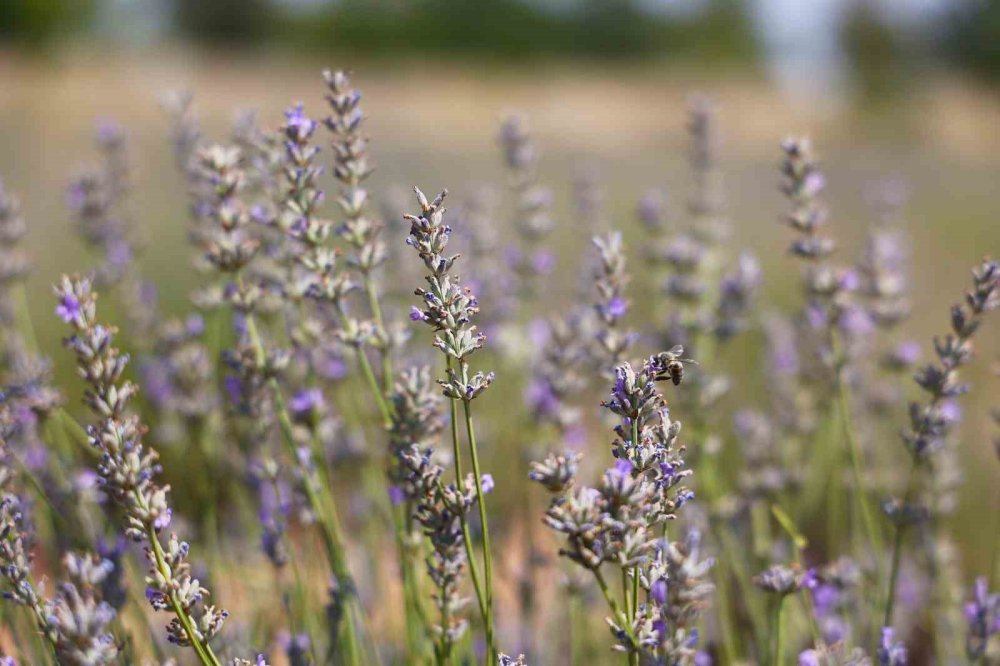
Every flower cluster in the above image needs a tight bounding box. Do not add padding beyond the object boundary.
[55,275,228,656]
[324,70,385,279]
[498,113,554,241]
[196,144,260,305]
[67,120,134,287]
[0,486,121,666]
[387,366,445,496]
[498,113,555,304]
[687,96,727,246]
[964,577,999,660]
[533,351,700,657]
[526,311,589,433]
[0,179,30,327]
[899,259,998,461]
[397,444,479,658]
[592,232,636,371]
[780,137,869,359]
[405,187,494,401]
[623,531,715,662]
[278,103,338,303]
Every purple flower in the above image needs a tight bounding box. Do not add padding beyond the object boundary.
[318,352,348,381]
[527,318,550,348]
[387,486,406,506]
[56,294,81,323]
[410,306,427,322]
[563,425,588,450]
[811,583,840,614]
[289,388,324,417]
[894,341,920,366]
[605,297,628,319]
[838,305,874,337]
[839,269,860,292]
[185,314,205,337]
[531,250,555,275]
[650,578,667,605]
[803,171,826,197]
[652,619,667,640]
[939,400,962,424]
[480,474,495,494]
[223,375,243,406]
[877,627,907,665]
[798,650,821,666]
[283,103,318,137]
[153,508,172,531]
[805,303,827,330]
[524,380,559,418]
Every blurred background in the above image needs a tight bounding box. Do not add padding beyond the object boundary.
[1,0,999,636]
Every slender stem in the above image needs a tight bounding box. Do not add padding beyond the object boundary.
[621,568,632,623]
[354,343,392,427]
[593,567,639,654]
[443,359,489,637]
[461,396,496,662]
[240,293,366,666]
[832,335,884,568]
[394,504,426,662]
[711,553,741,664]
[21,571,60,664]
[362,275,393,393]
[772,596,785,666]
[56,408,91,451]
[631,568,639,622]
[884,458,919,629]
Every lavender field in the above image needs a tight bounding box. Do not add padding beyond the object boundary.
[1,48,999,666]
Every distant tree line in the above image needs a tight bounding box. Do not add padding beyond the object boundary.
[0,0,998,87]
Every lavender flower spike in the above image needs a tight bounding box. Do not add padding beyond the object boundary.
[884,258,999,628]
[55,275,226,666]
[405,186,497,658]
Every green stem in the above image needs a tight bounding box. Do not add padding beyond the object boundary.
[394,504,426,662]
[593,567,639,659]
[240,295,366,666]
[710,553,741,664]
[354,343,392,427]
[56,408,91,451]
[362,275,393,393]
[884,459,919,630]
[461,396,496,662]
[621,568,632,623]
[832,335,884,569]
[772,596,785,666]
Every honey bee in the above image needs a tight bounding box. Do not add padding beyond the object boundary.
[652,345,698,386]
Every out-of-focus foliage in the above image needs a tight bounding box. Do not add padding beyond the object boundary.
[0,0,94,46]
[171,0,274,45]
[281,0,759,63]
[943,0,1000,84]
[840,2,914,107]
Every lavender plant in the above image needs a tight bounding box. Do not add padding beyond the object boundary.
[405,186,498,660]
[883,259,999,629]
[532,350,701,664]
[54,275,228,665]
[1,66,998,666]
